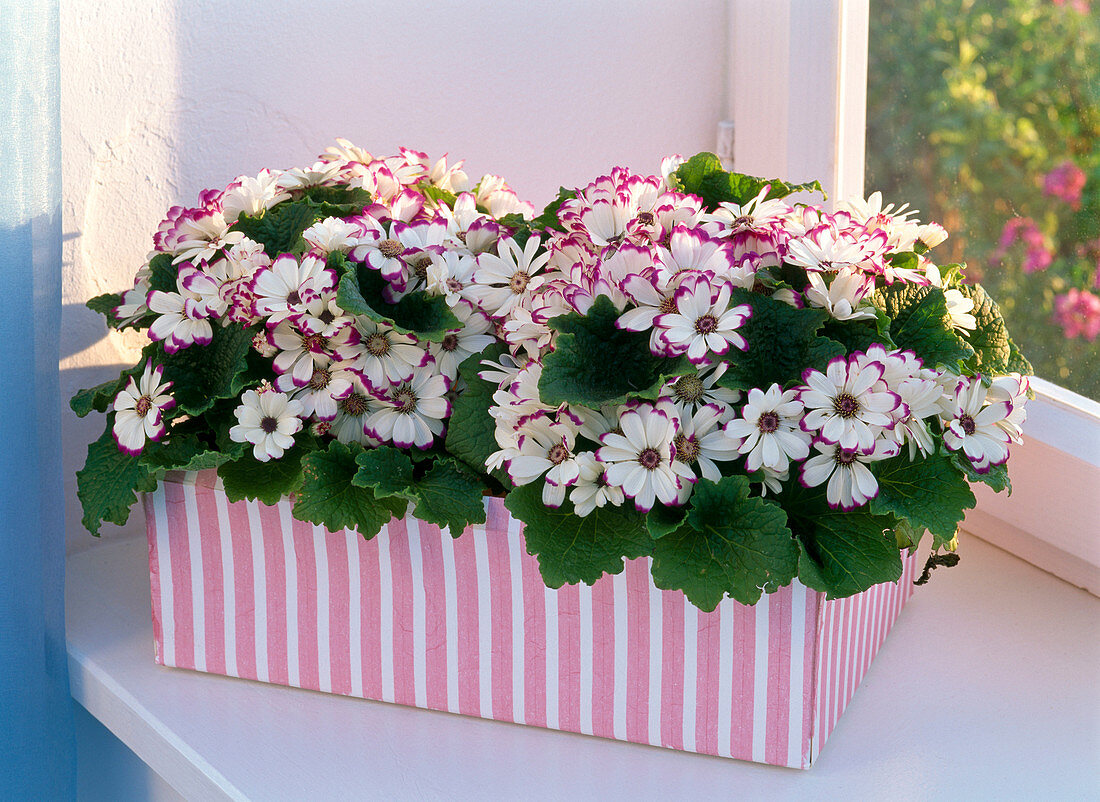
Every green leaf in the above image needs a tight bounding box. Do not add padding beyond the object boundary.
[297,184,374,218]
[86,292,125,325]
[950,449,1012,494]
[140,433,245,474]
[530,187,575,232]
[352,445,417,499]
[445,344,511,484]
[1005,335,1033,377]
[673,152,824,209]
[410,458,488,536]
[869,451,976,543]
[892,518,925,551]
[233,201,322,257]
[645,502,688,539]
[956,282,1012,375]
[539,295,694,407]
[293,440,408,537]
[875,283,975,371]
[218,445,309,507]
[650,475,797,611]
[336,262,460,342]
[160,323,255,415]
[76,421,159,535]
[796,510,903,599]
[147,253,178,293]
[820,308,895,354]
[417,183,457,209]
[717,289,845,392]
[504,482,652,587]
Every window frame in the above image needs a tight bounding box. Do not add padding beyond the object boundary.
[728,0,1099,593]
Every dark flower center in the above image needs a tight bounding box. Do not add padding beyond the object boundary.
[959,413,976,436]
[834,447,858,466]
[758,411,780,433]
[260,416,279,434]
[318,309,335,325]
[378,239,404,258]
[135,396,153,417]
[548,443,570,465]
[732,215,753,229]
[286,290,302,306]
[341,393,368,417]
[509,271,531,294]
[302,333,328,352]
[365,333,390,356]
[695,314,719,334]
[659,295,678,314]
[636,211,655,226]
[393,386,418,413]
[456,230,468,244]
[637,447,662,470]
[833,393,860,419]
[673,433,699,463]
[441,333,459,352]
[446,277,463,293]
[674,374,705,403]
[411,255,432,280]
[309,368,331,391]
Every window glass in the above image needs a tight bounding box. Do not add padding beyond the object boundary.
[867,0,1100,399]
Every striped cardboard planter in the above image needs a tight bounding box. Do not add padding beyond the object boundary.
[143,469,919,769]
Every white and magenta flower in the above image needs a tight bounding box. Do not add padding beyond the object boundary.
[506,413,581,508]
[800,356,901,451]
[803,267,877,321]
[596,404,694,512]
[799,438,900,511]
[365,368,451,450]
[653,273,752,364]
[229,389,304,462]
[724,385,812,473]
[428,305,495,380]
[302,217,362,254]
[469,236,552,318]
[569,451,625,516]
[112,361,174,455]
[347,318,427,390]
[147,275,214,354]
[941,377,1014,472]
[251,253,332,327]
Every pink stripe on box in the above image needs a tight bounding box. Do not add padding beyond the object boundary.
[147,472,920,769]
[327,529,352,696]
[419,521,449,713]
[485,501,514,722]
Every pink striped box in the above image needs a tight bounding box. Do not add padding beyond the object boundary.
[143,469,919,769]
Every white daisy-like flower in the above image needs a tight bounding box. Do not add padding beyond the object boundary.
[112,361,174,455]
[475,174,534,219]
[724,384,812,472]
[785,225,877,275]
[171,209,245,265]
[941,377,1014,472]
[654,274,752,364]
[289,361,356,421]
[276,161,342,191]
[329,376,384,446]
[652,225,738,289]
[668,403,741,501]
[251,253,331,327]
[569,451,625,516]
[114,265,152,326]
[147,275,214,354]
[269,321,338,391]
[220,169,291,224]
[943,289,976,333]
[800,356,901,451]
[295,286,354,337]
[596,404,694,512]
[468,236,552,318]
[428,305,495,380]
[302,217,362,254]
[658,362,741,420]
[347,318,427,390]
[987,373,1029,443]
[799,438,900,511]
[756,465,788,497]
[365,368,451,450]
[506,413,581,508]
[803,267,878,321]
[424,249,480,307]
[441,193,501,254]
[229,389,304,462]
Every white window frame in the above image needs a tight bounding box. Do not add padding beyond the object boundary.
[728,0,1100,594]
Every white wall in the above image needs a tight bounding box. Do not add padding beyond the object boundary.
[61,0,729,551]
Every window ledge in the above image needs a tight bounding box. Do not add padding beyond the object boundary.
[67,534,1099,800]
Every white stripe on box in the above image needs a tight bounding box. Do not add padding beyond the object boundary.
[439,524,459,713]
[578,582,593,735]
[472,525,492,719]
[751,592,770,764]
[214,489,237,678]
[278,502,299,688]
[407,517,427,709]
[246,500,268,684]
[346,528,363,698]
[647,561,663,747]
[544,584,559,731]
[313,525,331,694]
[183,481,206,673]
[788,582,807,768]
[682,600,698,753]
[612,570,628,742]
[378,522,395,703]
[717,599,733,758]
[153,483,175,667]
[506,513,525,725]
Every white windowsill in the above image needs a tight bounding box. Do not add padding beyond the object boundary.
[67,533,1098,801]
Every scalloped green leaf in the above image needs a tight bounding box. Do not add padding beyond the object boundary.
[292,440,408,537]
[650,475,797,611]
[410,458,488,536]
[352,445,417,499]
[875,283,975,371]
[336,262,460,342]
[870,451,976,543]
[716,289,845,392]
[504,481,652,587]
[148,252,178,293]
[795,510,903,599]
[140,433,245,475]
[673,152,824,209]
[539,295,694,408]
[160,323,255,416]
[950,449,1012,495]
[233,201,322,257]
[86,292,125,326]
[956,282,1013,375]
[76,421,159,535]
[218,444,310,507]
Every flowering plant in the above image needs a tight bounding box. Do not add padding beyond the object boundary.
[470,152,1032,610]
[73,140,529,540]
